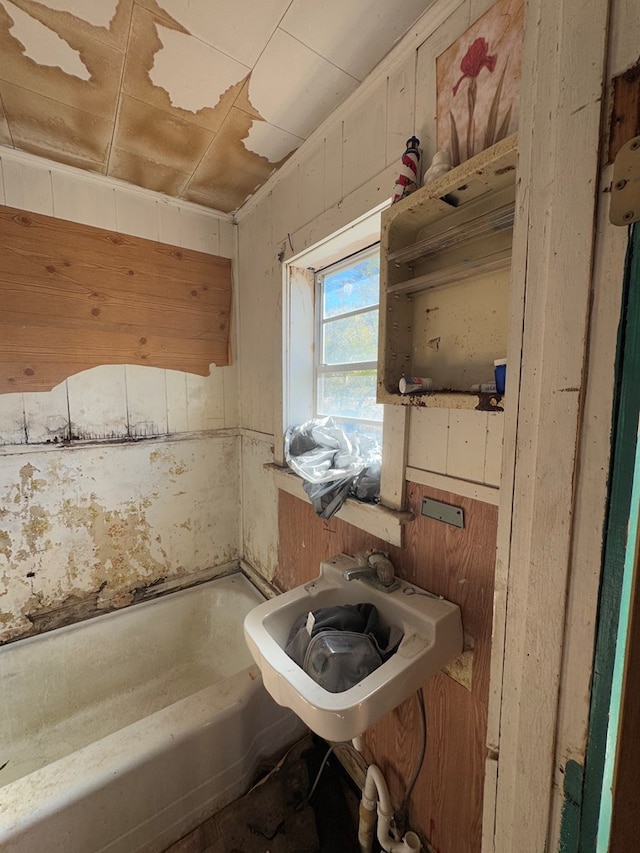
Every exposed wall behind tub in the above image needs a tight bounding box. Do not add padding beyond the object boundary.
[235,0,503,576]
[0,149,240,644]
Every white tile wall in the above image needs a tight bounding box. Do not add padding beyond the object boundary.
[23,382,69,444]
[51,172,117,230]
[0,392,25,444]
[342,83,388,198]
[2,158,54,215]
[67,366,129,440]
[125,365,168,438]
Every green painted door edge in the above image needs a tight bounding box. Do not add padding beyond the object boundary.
[574,223,640,851]
[560,760,584,853]
[597,387,640,849]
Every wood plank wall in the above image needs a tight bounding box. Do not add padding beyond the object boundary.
[277,481,498,853]
[0,204,232,393]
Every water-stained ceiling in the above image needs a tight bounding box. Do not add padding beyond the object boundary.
[0,0,431,213]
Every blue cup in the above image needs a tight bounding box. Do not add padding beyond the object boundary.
[494,359,507,394]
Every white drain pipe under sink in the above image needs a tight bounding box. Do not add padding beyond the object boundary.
[357,763,422,853]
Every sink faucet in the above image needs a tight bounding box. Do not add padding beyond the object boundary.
[343,552,396,588]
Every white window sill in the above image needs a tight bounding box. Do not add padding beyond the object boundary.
[266,464,413,547]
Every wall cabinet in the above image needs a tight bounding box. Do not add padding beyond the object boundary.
[377,134,517,409]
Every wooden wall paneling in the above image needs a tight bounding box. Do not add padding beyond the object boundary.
[177,207,220,255]
[218,219,236,260]
[23,381,69,444]
[0,159,53,215]
[380,404,409,511]
[237,197,276,435]
[67,365,128,440]
[125,365,168,438]
[50,172,117,230]
[386,52,418,167]
[0,204,232,393]
[0,392,25,444]
[608,59,640,164]
[491,0,609,847]
[298,138,325,231]
[323,122,343,211]
[342,84,388,199]
[547,170,629,846]
[277,479,498,853]
[483,413,504,487]
[271,167,300,248]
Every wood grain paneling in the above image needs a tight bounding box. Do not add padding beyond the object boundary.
[0,204,232,393]
[277,481,497,853]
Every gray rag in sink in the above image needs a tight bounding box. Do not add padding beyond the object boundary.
[284,603,403,694]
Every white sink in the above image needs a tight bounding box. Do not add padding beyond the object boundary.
[243,554,463,741]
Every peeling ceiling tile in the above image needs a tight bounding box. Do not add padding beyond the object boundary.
[281,0,432,80]
[109,146,192,198]
[153,0,292,67]
[150,24,249,114]
[21,0,136,52]
[244,121,303,164]
[36,0,120,30]
[113,94,214,174]
[183,107,277,213]
[0,3,125,119]
[122,4,243,134]
[2,0,90,79]
[249,28,358,140]
[0,80,110,171]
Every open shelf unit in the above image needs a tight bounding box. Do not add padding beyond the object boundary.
[377,133,518,410]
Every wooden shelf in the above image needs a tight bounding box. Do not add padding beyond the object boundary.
[378,134,517,407]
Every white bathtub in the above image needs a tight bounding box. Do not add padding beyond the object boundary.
[0,572,304,853]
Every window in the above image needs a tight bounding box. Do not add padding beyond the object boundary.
[314,245,383,444]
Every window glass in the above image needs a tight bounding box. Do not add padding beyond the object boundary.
[323,255,380,318]
[316,247,383,440]
[323,310,379,364]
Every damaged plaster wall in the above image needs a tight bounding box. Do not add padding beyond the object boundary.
[0,148,240,643]
[0,437,239,642]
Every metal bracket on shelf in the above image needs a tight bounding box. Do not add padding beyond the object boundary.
[610,135,640,225]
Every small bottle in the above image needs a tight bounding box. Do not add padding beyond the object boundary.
[399,376,433,394]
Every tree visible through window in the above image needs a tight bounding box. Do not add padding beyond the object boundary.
[315,246,383,443]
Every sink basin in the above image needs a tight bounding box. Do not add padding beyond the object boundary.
[243,554,463,741]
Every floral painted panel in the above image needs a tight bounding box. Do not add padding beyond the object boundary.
[436,0,524,166]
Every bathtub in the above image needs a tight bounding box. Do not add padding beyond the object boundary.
[0,572,305,853]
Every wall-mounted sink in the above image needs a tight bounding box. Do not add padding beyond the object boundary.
[243,554,463,741]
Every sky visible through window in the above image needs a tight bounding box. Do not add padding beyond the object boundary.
[317,252,383,436]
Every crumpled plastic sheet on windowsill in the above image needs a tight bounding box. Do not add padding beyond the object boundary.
[284,416,381,519]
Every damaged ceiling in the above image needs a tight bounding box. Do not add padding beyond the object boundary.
[0,0,432,213]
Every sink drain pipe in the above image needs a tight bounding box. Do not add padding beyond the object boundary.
[357,764,421,853]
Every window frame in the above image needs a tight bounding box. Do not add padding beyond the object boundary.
[278,201,409,529]
[313,243,383,437]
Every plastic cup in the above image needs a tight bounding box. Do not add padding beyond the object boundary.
[494,359,507,394]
